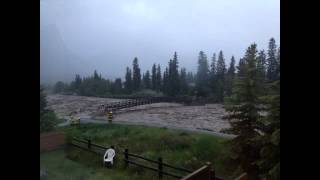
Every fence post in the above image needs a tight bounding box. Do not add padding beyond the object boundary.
[88,139,91,149]
[124,149,129,168]
[206,162,212,180]
[158,157,163,179]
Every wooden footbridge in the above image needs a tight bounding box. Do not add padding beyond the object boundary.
[99,96,193,113]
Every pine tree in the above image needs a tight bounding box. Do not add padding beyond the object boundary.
[196,51,210,97]
[257,50,267,80]
[113,78,123,94]
[256,50,267,95]
[209,53,217,93]
[224,44,261,180]
[180,68,188,95]
[257,80,280,180]
[237,58,246,77]
[167,52,180,96]
[216,50,226,102]
[186,72,195,83]
[163,67,169,94]
[94,70,99,80]
[225,56,236,97]
[143,70,151,89]
[156,64,162,92]
[124,67,133,94]
[132,57,141,91]
[151,64,157,90]
[266,38,278,81]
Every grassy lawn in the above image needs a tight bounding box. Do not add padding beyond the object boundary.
[42,123,240,179]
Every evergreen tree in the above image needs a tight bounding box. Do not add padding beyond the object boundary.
[266,38,278,81]
[257,80,280,180]
[94,70,100,80]
[113,78,123,94]
[156,64,162,92]
[163,67,169,94]
[216,51,227,102]
[186,72,195,83]
[124,67,133,94]
[54,81,65,93]
[256,50,267,95]
[167,52,180,96]
[196,51,210,96]
[237,58,246,77]
[180,68,188,95]
[209,53,217,93]
[151,64,157,90]
[257,50,267,80]
[143,70,151,89]
[224,44,261,180]
[225,56,236,97]
[132,57,141,91]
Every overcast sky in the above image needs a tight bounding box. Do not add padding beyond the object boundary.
[40,0,280,84]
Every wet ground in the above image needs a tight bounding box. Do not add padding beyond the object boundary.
[47,94,230,134]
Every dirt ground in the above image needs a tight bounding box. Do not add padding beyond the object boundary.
[47,94,230,133]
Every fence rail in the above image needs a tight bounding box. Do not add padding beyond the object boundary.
[70,138,194,179]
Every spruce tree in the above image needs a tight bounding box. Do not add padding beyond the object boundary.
[156,64,162,92]
[266,38,278,81]
[132,57,141,91]
[224,44,261,180]
[124,67,133,94]
[257,80,280,180]
[225,56,236,97]
[209,53,217,94]
[257,50,267,80]
[113,78,123,94]
[144,70,151,89]
[256,50,267,95]
[196,51,210,96]
[237,58,246,77]
[151,64,157,90]
[163,67,169,94]
[216,50,226,102]
[180,68,188,95]
[167,52,180,96]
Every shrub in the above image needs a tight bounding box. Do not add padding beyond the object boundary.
[40,111,58,132]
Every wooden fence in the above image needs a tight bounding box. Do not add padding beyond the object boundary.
[70,138,193,179]
[70,138,247,180]
[124,148,193,179]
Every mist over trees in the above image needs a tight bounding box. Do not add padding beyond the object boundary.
[51,38,279,103]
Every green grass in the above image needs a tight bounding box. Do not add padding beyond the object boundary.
[40,149,154,180]
[45,123,240,179]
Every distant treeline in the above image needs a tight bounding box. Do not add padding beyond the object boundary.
[51,38,279,102]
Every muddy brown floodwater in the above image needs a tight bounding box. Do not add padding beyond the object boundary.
[47,94,230,133]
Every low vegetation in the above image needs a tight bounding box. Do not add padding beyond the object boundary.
[53,123,242,179]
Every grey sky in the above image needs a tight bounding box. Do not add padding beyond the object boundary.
[40,0,280,84]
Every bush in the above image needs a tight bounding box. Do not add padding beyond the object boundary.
[40,111,59,132]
